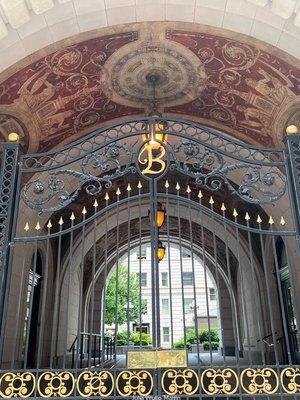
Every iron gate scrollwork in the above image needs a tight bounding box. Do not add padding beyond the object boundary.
[0,117,299,399]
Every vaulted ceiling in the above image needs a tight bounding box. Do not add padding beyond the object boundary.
[0,20,299,154]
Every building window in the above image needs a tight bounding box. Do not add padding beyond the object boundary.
[137,246,147,259]
[161,272,168,287]
[137,272,147,287]
[209,288,216,301]
[183,272,194,286]
[133,323,150,334]
[161,298,169,314]
[184,298,194,314]
[163,327,170,342]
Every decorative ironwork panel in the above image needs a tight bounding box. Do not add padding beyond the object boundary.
[161,369,199,396]
[0,142,20,277]
[116,370,153,397]
[200,368,239,395]
[0,368,299,397]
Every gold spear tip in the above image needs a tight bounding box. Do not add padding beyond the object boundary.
[35,221,41,230]
[280,216,286,226]
[24,222,29,231]
[221,203,226,212]
[198,190,203,198]
[269,216,274,225]
[8,132,20,142]
[209,196,214,205]
[127,183,131,192]
[175,182,180,190]
[233,209,238,217]
[186,185,191,193]
[165,180,169,188]
[82,206,87,215]
[257,215,262,224]
[58,217,64,225]
[245,212,250,221]
[116,188,121,196]
[104,193,109,201]
[46,220,52,229]
[93,199,98,207]
[70,212,75,221]
[137,181,142,189]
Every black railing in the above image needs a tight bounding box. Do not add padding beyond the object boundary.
[69,333,115,368]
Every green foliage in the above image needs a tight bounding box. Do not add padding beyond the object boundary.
[199,328,219,343]
[173,328,220,349]
[130,332,152,345]
[116,331,129,346]
[173,339,186,348]
[105,265,147,325]
[202,341,219,350]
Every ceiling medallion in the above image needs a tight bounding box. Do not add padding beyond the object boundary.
[104,39,207,110]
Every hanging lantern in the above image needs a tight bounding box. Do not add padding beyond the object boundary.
[156,202,166,228]
[157,240,166,262]
[148,202,166,228]
[142,119,168,143]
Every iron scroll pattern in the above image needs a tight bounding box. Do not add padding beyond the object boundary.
[21,143,137,214]
[0,368,299,397]
[171,140,286,205]
[21,130,286,214]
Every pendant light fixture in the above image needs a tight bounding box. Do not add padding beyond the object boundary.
[156,240,166,262]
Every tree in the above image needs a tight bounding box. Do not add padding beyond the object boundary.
[105,265,147,325]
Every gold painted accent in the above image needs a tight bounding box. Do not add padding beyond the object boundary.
[281,367,300,393]
[209,196,214,205]
[257,215,262,224]
[201,368,239,395]
[76,371,114,397]
[116,370,153,397]
[82,206,87,215]
[0,372,35,398]
[245,212,250,221]
[127,183,131,192]
[37,371,75,398]
[269,216,274,225]
[35,222,41,231]
[138,141,166,176]
[240,368,279,394]
[105,193,109,201]
[286,125,298,135]
[8,132,20,142]
[127,350,187,369]
[165,180,169,188]
[186,185,191,193]
[70,212,75,221]
[221,203,226,212]
[93,199,98,208]
[198,190,203,198]
[280,216,286,226]
[58,217,64,225]
[161,369,199,396]
[176,182,180,191]
[233,209,238,217]
[116,188,121,196]
[24,222,29,231]
[137,181,142,189]
[46,220,52,229]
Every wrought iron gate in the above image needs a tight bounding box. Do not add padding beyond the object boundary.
[0,117,300,398]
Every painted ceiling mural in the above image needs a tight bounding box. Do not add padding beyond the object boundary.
[0,22,299,153]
